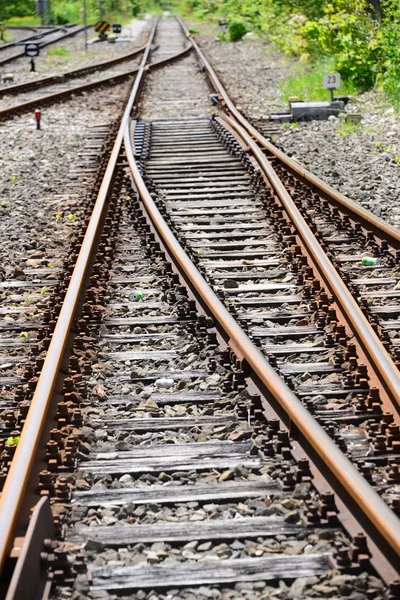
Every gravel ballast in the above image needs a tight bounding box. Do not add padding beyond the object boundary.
[0,19,150,90]
[0,81,131,274]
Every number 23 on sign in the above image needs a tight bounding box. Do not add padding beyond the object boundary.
[323,73,341,90]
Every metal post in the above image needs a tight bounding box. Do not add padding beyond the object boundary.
[83,0,88,53]
[99,0,103,20]
[37,0,44,26]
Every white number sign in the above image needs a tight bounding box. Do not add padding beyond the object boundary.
[323,73,341,90]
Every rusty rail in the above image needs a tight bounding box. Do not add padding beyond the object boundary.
[219,113,400,414]
[0,41,149,98]
[0,18,158,576]
[177,17,400,249]
[1,14,399,591]
[177,17,400,415]
[0,45,192,120]
[123,122,400,569]
[0,25,92,68]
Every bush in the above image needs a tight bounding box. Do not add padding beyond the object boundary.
[173,0,400,108]
[227,18,246,41]
[0,0,36,19]
[52,13,70,24]
[301,0,380,89]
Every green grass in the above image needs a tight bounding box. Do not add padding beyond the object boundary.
[0,31,13,43]
[336,119,363,136]
[47,46,69,56]
[5,15,41,26]
[279,58,358,103]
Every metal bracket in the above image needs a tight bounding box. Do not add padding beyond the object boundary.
[6,497,55,600]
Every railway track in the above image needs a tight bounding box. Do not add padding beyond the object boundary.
[0,16,399,600]
[0,23,192,121]
[0,25,91,68]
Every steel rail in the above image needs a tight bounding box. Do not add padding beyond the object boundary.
[124,124,400,566]
[177,17,400,413]
[218,112,400,413]
[0,29,42,51]
[0,45,192,120]
[0,18,158,576]
[0,25,92,68]
[177,17,400,248]
[0,41,149,98]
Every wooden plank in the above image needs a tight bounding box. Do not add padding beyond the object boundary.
[236,295,303,306]
[0,279,57,289]
[180,223,267,232]
[166,199,257,209]
[262,344,326,356]
[80,455,260,475]
[104,316,182,326]
[107,350,178,361]
[195,241,275,249]
[89,554,332,590]
[240,312,311,323]
[129,369,212,382]
[361,290,400,299]
[89,441,250,461]
[102,332,177,343]
[279,362,338,375]
[185,230,271,240]
[0,338,34,348]
[110,276,155,284]
[213,271,287,282]
[89,391,220,406]
[251,326,321,338]
[0,356,28,364]
[89,415,237,431]
[202,259,280,268]
[73,480,282,507]
[352,277,397,286]
[69,516,303,545]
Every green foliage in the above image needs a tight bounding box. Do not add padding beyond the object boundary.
[2,15,41,25]
[301,0,380,89]
[280,58,358,102]
[5,436,20,446]
[47,46,69,56]
[0,0,35,20]
[227,18,246,40]
[1,0,157,26]
[376,0,400,109]
[336,118,363,136]
[178,0,400,110]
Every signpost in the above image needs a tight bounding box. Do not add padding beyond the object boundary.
[36,0,51,25]
[83,0,88,53]
[95,21,110,35]
[95,21,110,41]
[24,42,40,72]
[323,73,341,102]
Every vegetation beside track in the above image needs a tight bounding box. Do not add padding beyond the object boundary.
[0,0,156,27]
[176,0,400,110]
